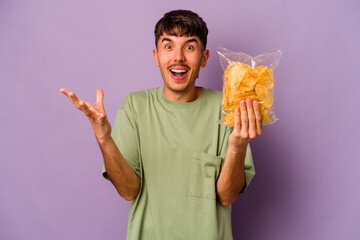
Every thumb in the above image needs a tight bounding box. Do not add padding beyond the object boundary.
[96,89,104,104]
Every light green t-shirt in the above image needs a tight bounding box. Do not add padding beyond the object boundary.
[103,87,255,240]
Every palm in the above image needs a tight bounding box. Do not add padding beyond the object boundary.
[60,88,111,142]
[228,99,263,151]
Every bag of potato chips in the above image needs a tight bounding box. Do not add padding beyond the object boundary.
[217,47,282,126]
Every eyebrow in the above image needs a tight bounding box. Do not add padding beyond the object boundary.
[161,38,199,44]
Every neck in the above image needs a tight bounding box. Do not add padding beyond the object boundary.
[163,86,202,102]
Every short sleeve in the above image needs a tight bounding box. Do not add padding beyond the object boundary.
[102,95,141,179]
[219,127,255,193]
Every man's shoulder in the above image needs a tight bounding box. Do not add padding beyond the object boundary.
[121,87,160,107]
[201,87,223,103]
[202,87,222,97]
[126,87,159,99]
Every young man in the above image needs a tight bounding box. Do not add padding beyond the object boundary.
[60,9,262,240]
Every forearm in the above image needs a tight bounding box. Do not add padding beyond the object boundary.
[60,88,140,200]
[216,144,247,207]
[99,136,140,201]
[216,100,262,206]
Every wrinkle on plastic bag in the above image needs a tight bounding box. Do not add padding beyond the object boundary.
[217,47,282,126]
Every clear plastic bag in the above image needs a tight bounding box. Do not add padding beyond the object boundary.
[217,47,282,126]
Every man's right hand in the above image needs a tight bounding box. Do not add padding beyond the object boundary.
[60,88,111,144]
[60,88,140,200]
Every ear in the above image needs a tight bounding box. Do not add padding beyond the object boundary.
[201,49,210,68]
[153,49,159,67]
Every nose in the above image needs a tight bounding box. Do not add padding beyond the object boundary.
[174,48,185,62]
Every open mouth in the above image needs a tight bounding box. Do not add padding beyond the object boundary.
[169,68,189,80]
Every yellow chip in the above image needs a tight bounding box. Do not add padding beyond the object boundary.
[221,61,275,126]
[222,112,234,126]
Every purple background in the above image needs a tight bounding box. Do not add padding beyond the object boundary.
[1,0,359,239]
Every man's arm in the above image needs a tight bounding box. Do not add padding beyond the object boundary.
[98,135,140,201]
[216,99,262,206]
[60,88,140,201]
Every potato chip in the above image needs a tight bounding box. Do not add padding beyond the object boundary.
[222,112,234,126]
[220,61,276,126]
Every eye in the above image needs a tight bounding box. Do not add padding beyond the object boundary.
[165,44,172,50]
[185,45,194,50]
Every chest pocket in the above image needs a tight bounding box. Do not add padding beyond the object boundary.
[188,151,223,199]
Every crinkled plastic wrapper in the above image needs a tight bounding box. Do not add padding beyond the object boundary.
[217,47,282,126]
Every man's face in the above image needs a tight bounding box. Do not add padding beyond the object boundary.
[153,33,209,96]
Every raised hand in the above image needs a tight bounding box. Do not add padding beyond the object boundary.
[60,88,111,144]
[228,99,263,152]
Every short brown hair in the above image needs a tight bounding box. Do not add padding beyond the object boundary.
[154,10,208,50]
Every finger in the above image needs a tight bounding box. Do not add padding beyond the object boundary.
[60,88,69,94]
[96,89,105,111]
[84,101,94,112]
[84,101,104,121]
[60,88,72,99]
[69,91,81,107]
[253,101,263,135]
[233,107,241,133]
[240,100,248,136]
[79,100,92,117]
[246,99,256,139]
[60,88,81,107]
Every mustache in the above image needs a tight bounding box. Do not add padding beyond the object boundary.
[167,64,190,70]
